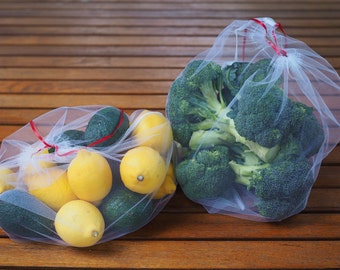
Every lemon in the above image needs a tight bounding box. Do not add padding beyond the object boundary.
[24,168,78,211]
[24,148,55,174]
[120,146,167,194]
[132,110,173,154]
[153,163,177,199]
[67,149,112,202]
[0,167,16,194]
[55,200,105,247]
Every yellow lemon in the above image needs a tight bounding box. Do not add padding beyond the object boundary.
[55,200,105,247]
[120,146,167,194]
[132,110,173,154]
[67,149,112,202]
[24,148,55,174]
[0,167,16,194]
[153,163,177,199]
[24,168,78,211]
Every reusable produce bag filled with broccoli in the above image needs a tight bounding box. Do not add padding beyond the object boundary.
[166,17,340,221]
[0,105,175,246]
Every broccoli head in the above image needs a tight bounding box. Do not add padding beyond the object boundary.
[290,102,325,157]
[175,145,236,201]
[222,58,280,98]
[166,60,289,161]
[229,141,314,220]
[231,83,304,148]
[255,198,301,221]
[166,60,226,146]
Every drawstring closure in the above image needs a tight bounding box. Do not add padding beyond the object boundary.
[251,18,288,57]
[30,108,126,156]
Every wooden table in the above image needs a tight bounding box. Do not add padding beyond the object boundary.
[0,0,339,269]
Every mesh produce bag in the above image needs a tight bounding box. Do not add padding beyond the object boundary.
[0,105,175,246]
[166,17,340,221]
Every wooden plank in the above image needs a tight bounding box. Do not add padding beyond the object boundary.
[163,188,340,213]
[0,239,338,269]
[0,80,173,94]
[129,213,340,240]
[0,125,21,140]
[314,166,340,187]
[0,17,339,28]
[0,9,339,20]
[322,146,340,164]
[0,35,218,45]
[0,68,181,80]
[1,212,339,240]
[0,45,338,58]
[0,56,339,69]
[307,188,340,212]
[2,0,338,3]
[0,67,339,88]
[0,56,191,68]
[0,94,167,109]
[0,26,339,37]
[0,2,338,11]
[0,45,209,57]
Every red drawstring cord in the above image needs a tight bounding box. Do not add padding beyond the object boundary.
[250,18,288,57]
[30,108,126,156]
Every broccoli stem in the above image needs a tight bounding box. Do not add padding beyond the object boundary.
[189,129,236,149]
[229,160,269,186]
[199,81,222,112]
[189,108,280,162]
[180,59,280,162]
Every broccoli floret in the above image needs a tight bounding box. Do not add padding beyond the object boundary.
[232,83,302,147]
[223,61,251,97]
[166,60,229,138]
[183,59,225,112]
[166,76,217,146]
[222,58,279,98]
[166,61,225,146]
[229,142,314,220]
[175,145,236,201]
[255,198,300,221]
[254,158,313,220]
[223,59,323,157]
[230,82,325,159]
[167,59,285,162]
[290,102,325,157]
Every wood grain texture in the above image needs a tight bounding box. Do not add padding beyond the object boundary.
[0,0,339,269]
[0,239,339,269]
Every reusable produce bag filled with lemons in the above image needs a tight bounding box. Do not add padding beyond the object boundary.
[0,105,175,247]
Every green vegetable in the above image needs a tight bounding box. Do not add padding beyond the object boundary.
[175,145,235,201]
[229,141,314,220]
[54,129,86,146]
[99,187,154,236]
[166,58,325,220]
[0,189,58,242]
[222,58,277,99]
[84,106,129,147]
[166,59,282,162]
